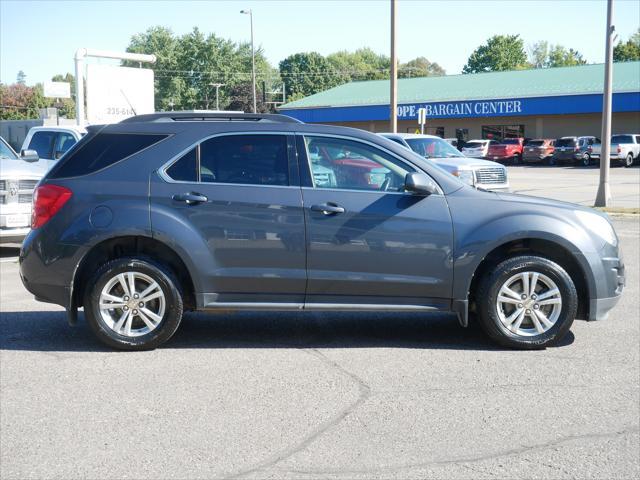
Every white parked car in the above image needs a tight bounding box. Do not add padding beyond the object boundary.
[20,125,86,171]
[591,134,640,168]
[461,139,498,158]
[0,137,47,244]
[378,133,509,192]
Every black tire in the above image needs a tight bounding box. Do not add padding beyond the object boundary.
[582,153,591,167]
[83,257,183,351]
[475,255,577,349]
[548,157,556,166]
[512,154,521,165]
[624,153,634,168]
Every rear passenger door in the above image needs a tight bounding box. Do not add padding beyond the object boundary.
[150,133,307,306]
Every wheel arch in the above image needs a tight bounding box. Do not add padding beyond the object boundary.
[71,235,197,311]
[465,237,594,322]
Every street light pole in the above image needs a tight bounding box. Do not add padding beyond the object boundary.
[595,0,615,207]
[209,83,225,111]
[241,9,257,113]
[390,0,398,133]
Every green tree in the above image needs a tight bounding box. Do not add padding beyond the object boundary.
[528,41,586,68]
[0,82,47,120]
[613,28,640,62]
[16,70,26,85]
[399,56,446,78]
[124,26,275,112]
[279,52,340,98]
[326,48,390,82]
[463,35,528,73]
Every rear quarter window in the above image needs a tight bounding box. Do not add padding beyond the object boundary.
[48,132,168,178]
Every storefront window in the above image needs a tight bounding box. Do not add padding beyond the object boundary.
[482,125,524,141]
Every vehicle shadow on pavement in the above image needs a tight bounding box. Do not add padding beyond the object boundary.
[0,310,574,352]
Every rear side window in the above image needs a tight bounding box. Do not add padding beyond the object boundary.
[50,133,168,178]
[556,138,576,147]
[199,134,289,186]
[611,135,634,144]
[28,131,57,159]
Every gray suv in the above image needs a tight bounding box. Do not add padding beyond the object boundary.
[19,112,625,351]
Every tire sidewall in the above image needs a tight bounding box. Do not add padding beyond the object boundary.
[84,258,183,350]
[479,257,577,349]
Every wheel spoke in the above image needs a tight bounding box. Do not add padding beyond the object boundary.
[504,307,524,327]
[521,272,530,299]
[510,309,526,332]
[529,272,539,296]
[100,302,126,309]
[102,293,124,303]
[127,272,137,296]
[141,290,163,303]
[538,298,561,306]
[123,311,134,336]
[500,285,521,300]
[537,288,559,301]
[534,310,553,329]
[117,274,130,297]
[498,295,520,305]
[139,281,159,299]
[140,308,162,322]
[138,310,157,330]
[113,310,129,333]
[531,312,545,333]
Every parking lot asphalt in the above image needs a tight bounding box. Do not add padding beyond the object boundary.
[508,164,640,209]
[1,216,639,478]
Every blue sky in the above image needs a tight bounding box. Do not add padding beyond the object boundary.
[1,0,639,85]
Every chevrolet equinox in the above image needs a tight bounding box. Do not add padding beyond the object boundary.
[19,112,625,350]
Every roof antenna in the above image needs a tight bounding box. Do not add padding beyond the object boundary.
[120,89,137,116]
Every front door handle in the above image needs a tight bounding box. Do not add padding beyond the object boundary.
[172,192,208,205]
[311,202,345,215]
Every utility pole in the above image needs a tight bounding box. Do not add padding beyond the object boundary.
[241,9,257,113]
[595,0,615,207]
[209,83,225,111]
[390,0,398,133]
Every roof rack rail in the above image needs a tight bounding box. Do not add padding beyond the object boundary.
[119,111,303,124]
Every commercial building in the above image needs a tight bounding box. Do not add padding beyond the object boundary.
[279,62,640,141]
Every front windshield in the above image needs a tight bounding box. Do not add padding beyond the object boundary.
[0,140,19,160]
[405,137,464,159]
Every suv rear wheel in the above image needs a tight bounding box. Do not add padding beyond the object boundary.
[476,255,577,349]
[83,257,183,350]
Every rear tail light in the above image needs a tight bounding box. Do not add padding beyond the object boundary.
[31,184,72,228]
[574,146,580,152]
[617,145,622,153]
[588,146,593,152]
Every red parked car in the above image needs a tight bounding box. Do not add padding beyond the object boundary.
[487,138,525,164]
[523,139,556,164]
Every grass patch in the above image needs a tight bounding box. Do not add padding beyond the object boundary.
[595,206,640,215]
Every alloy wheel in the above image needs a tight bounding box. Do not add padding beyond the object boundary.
[496,271,562,337]
[98,271,166,337]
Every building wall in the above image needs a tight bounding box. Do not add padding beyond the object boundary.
[324,112,640,140]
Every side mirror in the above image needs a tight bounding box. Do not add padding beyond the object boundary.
[21,149,39,162]
[404,172,439,195]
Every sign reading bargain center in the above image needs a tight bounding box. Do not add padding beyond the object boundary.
[397,100,523,119]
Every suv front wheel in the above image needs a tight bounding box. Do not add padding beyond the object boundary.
[83,257,184,350]
[476,256,577,349]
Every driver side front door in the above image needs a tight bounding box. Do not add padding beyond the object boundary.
[298,134,454,309]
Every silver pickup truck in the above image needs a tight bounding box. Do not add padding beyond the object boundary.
[591,134,640,168]
[0,137,46,244]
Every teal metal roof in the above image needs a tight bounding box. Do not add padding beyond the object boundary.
[281,62,640,109]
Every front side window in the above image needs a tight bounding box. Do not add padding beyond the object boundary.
[200,134,289,186]
[0,140,18,160]
[28,131,57,159]
[304,136,412,192]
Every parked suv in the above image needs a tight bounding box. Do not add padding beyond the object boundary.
[523,139,555,164]
[552,136,599,166]
[20,112,624,351]
[487,138,525,164]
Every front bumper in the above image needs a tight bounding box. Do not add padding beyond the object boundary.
[587,254,625,321]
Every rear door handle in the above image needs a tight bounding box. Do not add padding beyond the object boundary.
[172,192,208,205]
[310,203,345,215]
